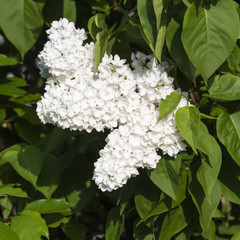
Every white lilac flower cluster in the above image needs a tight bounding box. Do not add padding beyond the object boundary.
[37,18,189,192]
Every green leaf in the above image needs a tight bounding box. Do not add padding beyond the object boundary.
[175,107,200,154]
[133,221,154,240]
[218,224,240,236]
[166,19,196,83]
[43,0,76,25]
[182,0,240,81]
[36,154,61,199]
[65,179,96,214]
[1,77,27,87]
[137,0,157,51]
[134,175,160,219]
[106,207,124,240]
[139,194,178,224]
[11,210,49,240]
[93,14,108,71]
[24,199,71,214]
[0,109,6,124]
[88,16,100,41]
[44,214,68,228]
[0,144,23,165]
[13,105,41,125]
[0,221,20,240]
[134,173,161,226]
[42,127,68,154]
[0,0,45,58]
[83,0,110,14]
[0,78,27,97]
[10,93,41,105]
[109,29,131,62]
[158,92,181,121]
[158,200,192,240]
[15,118,41,144]
[217,111,240,166]
[95,30,108,72]
[219,153,240,205]
[197,122,222,200]
[154,0,166,62]
[220,44,240,74]
[153,0,163,30]
[175,223,193,240]
[188,164,221,236]
[36,134,80,197]
[148,155,187,203]
[0,184,28,198]
[2,145,43,187]
[231,231,240,240]
[0,197,13,220]
[208,74,240,101]
[123,18,149,51]
[62,218,86,240]
[0,54,19,66]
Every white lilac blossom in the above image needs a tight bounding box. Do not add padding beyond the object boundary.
[36,18,189,192]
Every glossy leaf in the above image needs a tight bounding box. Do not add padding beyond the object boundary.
[158,203,191,240]
[166,19,196,83]
[106,207,124,240]
[83,0,110,14]
[208,74,240,101]
[231,231,240,240]
[66,179,96,214]
[137,0,156,51]
[0,54,19,66]
[182,0,240,81]
[62,218,86,240]
[11,210,49,240]
[133,222,154,240]
[197,122,222,200]
[154,0,166,62]
[217,111,240,166]
[148,155,187,203]
[43,0,76,25]
[94,14,108,71]
[188,165,221,236]
[0,109,6,124]
[175,223,193,240]
[153,0,163,30]
[175,107,200,154]
[44,214,68,228]
[24,199,71,214]
[0,0,45,58]
[139,194,178,224]
[15,118,41,144]
[219,154,240,204]
[134,173,161,227]
[0,221,20,240]
[3,145,43,187]
[0,184,28,198]
[0,78,27,97]
[88,16,100,41]
[13,105,41,125]
[158,92,181,121]
[0,197,13,220]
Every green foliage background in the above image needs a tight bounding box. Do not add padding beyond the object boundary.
[0,0,240,239]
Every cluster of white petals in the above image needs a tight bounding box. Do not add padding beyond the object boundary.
[37,18,189,192]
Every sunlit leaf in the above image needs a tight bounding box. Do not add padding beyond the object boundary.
[217,111,240,166]
[0,0,45,58]
[182,0,240,81]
